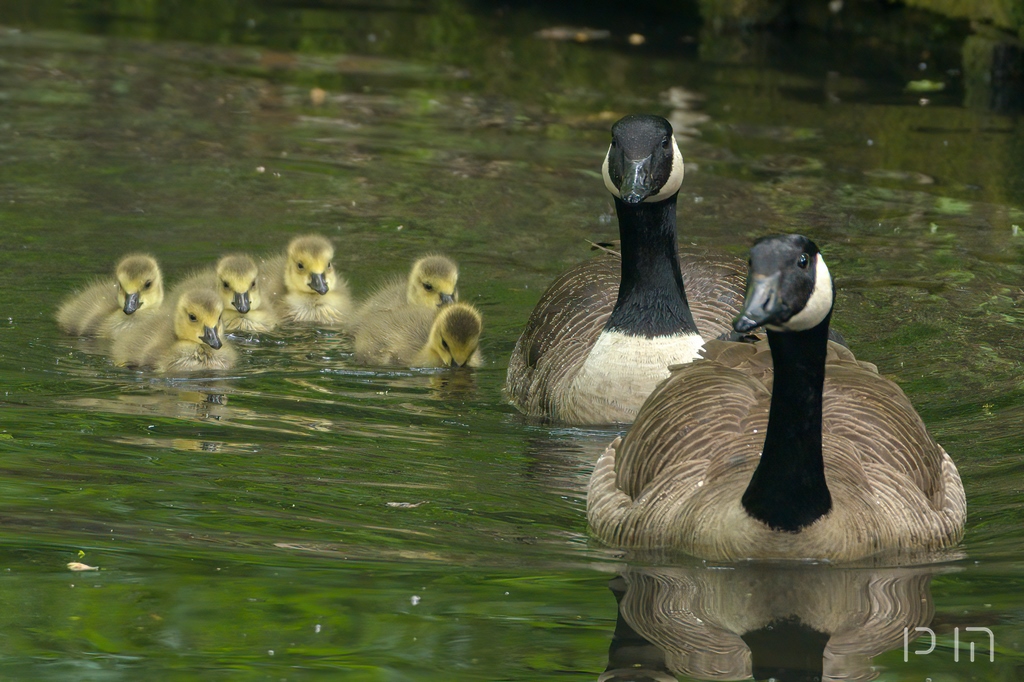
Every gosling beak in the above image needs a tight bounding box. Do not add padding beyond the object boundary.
[232,291,251,314]
[450,357,460,368]
[439,293,455,306]
[619,154,654,205]
[309,272,329,295]
[123,292,141,315]
[201,325,222,350]
[733,273,785,333]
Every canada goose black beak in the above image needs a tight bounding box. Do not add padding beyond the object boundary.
[440,293,455,306]
[734,274,784,333]
[201,325,222,350]
[123,292,141,315]
[619,154,654,204]
[232,291,251,314]
[309,273,329,295]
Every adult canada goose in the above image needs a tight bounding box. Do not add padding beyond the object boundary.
[353,302,483,368]
[56,254,164,337]
[175,254,276,333]
[353,254,459,324]
[111,288,236,373]
[587,235,966,561]
[260,235,352,327]
[506,114,745,425]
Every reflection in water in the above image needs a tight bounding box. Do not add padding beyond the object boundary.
[601,562,945,682]
[61,386,233,422]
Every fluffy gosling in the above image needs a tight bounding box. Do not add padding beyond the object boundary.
[260,235,352,327]
[56,254,164,337]
[112,288,236,373]
[354,302,483,368]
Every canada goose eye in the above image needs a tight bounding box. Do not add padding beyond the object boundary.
[610,139,617,148]
[798,253,809,269]
[747,258,753,268]
[423,282,433,291]
[662,137,671,150]
[188,313,197,322]
[144,280,153,290]
[297,262,304,270]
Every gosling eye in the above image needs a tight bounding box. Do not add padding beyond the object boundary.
[144,280,153,290]
[223,281,230,289]
[441,339,450,351]
[250,280,256,289]
[798,253,809,269]
[297,262,304,270]
[188,313,197,322]
[423,282,434,291]
[326,262,333,270]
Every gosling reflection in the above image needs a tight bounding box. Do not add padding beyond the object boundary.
[62,386,235,423]
[601,562,944,682]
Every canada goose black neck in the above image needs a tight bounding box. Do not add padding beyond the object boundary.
[741,308,833,532]
[605,192,698,338]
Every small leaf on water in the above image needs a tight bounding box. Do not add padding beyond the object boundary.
[906,80,945,93]
[67,562,98,572]
[77,550,85,559]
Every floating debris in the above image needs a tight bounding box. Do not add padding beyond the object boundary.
[628,33,646,46]
[863,168,935,185]
[67,562,98,572]
[386,501,428,508]
[906,80,945,93]
[535,27,611,43]
[310,87,326,106]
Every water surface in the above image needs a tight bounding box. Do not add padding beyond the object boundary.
[0,1,1022,679]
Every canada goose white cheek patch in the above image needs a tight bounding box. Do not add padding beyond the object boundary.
[602,148,620,198]
[779,256,833,331]
[644,136,685,203]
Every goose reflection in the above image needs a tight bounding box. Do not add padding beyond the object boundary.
[600,562,947,682]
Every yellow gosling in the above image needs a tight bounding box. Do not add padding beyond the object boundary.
[112,288,236,374]
[353,254,459,329]
[260,235,352,327]
[354,302,483,368]
[56,254,164,337]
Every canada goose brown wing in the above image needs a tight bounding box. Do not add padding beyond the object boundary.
[676,247,746,338]
[617,337,953,508]
[820,350,950,509]
[615,340,772,499]
[506,254,620,416]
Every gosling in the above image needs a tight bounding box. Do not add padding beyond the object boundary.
[260,235,352,327]
[56,254,164,337]
[112,288,237,373]
[353,254,459,327]
[175,254,276,333]
[354,302,483,368]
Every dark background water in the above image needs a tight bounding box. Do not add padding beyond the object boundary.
[0,1,1021,679]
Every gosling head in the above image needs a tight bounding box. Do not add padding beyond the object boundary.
[116,254,164,315]
[602,114,684,204]
[427,303,482,368]
[216,254,260,314]
[406,255,459,308]
[733,234,834,334]
[174,289,225,350]
[284,235,336,297]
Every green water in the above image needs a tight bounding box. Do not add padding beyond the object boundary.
[0,1,1022,679]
